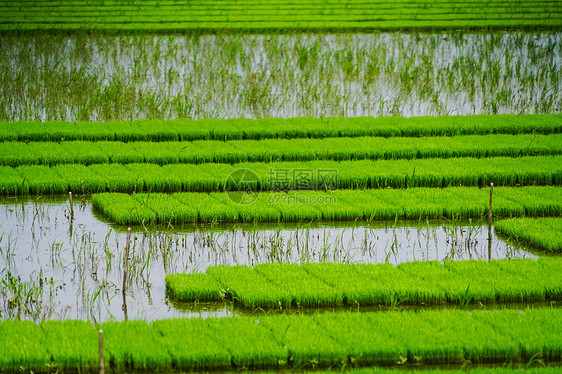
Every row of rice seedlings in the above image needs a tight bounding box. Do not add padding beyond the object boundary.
[205,265,292,308]
[101,321,172,371]
[40,320,98,372]
[206,317,288,369]
[93,186,562,225]
[91,193,155,225]
[2,18,561,33]
[260,313,348,367]
[1,310,561,371]
[2,133,562,167]
[167,258,562,306]
[416,309,520,363]
[164,273,223,302]
[0,320,50,372]
[4,2,558,18]
[495,217,562,252]
[2,155,561,195]
[152,318,231,370]
[1,115,560,142]
[472,308,562,361]
[301,262,390,305]
[357,262,446,304]
[536,258,562,299]
[314,312,405,365]
[254,263,343,307]
[441,260,537,303]
[349,369,557,374]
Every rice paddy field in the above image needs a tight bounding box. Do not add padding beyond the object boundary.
[1,1,561,373]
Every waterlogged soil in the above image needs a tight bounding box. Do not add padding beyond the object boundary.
[0,197,542,322]
[0,32,560,121]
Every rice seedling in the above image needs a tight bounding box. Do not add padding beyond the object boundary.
[537,257,562,299]
[0,115,560,142]
[167,258,562,307]
[254,263,343,307]
[2,133,562,167]
[100,320,172,371]
[206,265,291,308]
[91,193,156,225]
[0,320,50,372]
[152,317,231,370]
[206,316,288,369]
[260,313,347,368]
[0,1,560,33]
[495,217,562,252]
[4,153,560,196]
[313,312,405,365]
[93,186,562,225]
[41,320,98,372]
[165,273,223,302]
[1,309,561,371]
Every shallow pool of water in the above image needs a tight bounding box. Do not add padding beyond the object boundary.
[0,197,541,322]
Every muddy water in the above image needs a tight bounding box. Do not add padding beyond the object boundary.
[0,198,540,322]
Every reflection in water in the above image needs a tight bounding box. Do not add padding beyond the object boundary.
[0,198,539,322]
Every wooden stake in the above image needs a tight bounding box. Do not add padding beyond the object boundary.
[68,191,74,219]
[488,183,494,261]
[99,330,104,374]
[123,228,131,291]
[488,183,494,225]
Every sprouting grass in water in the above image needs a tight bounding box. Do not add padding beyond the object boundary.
[0,32,560,121]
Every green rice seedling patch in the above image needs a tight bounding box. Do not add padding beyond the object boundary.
[0,320,50,372]
[93,187,562,225]
[1,115,559,142]
[418,309,520,363]
[255,263,343,307]
[302,263,390,305]
[152,318,231,370]
[41,320,98,372]
[207,316,288,369]
[1,310,562,371]
[472,308,562,361]
[537,257,562,299]
[260,313,347,367]
[92,193,156,225]
[2,134,562,167]
[2,156,561,196]
[358,262,445,304]
[165,273,224,302]
[205,265,291,308]
[168,258,562,307]
[101,320,172,371]
[314,312,404,365]
[495,218,562,252]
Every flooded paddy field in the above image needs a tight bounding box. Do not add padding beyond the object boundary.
[0,197,545,323]
[0,31,560,121]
